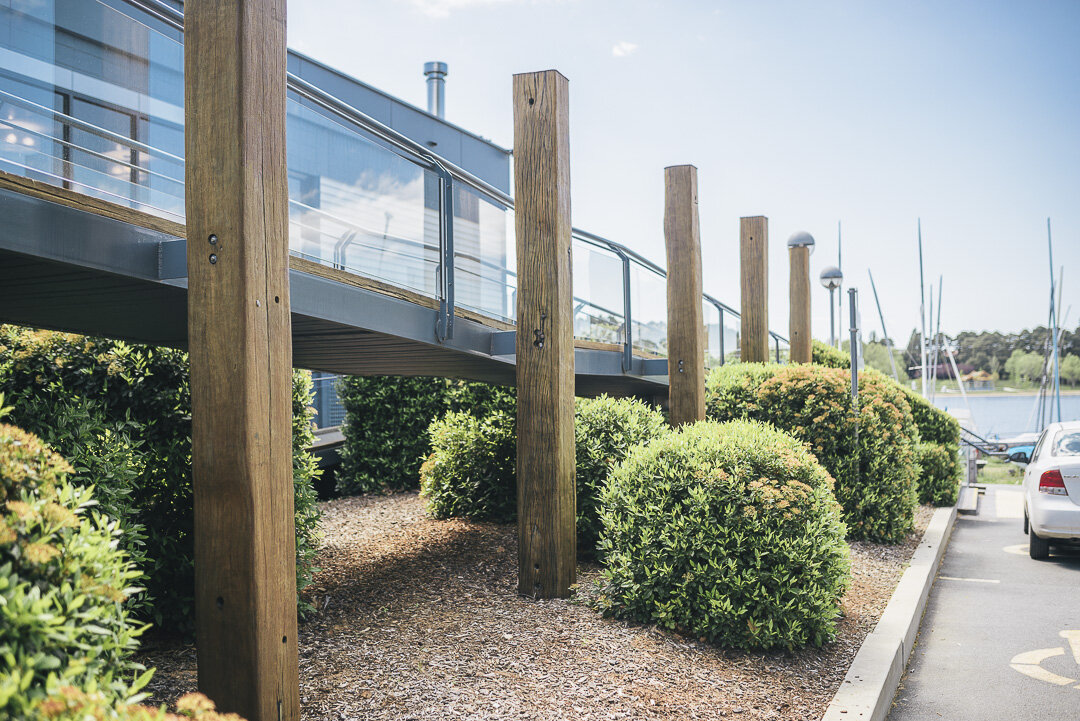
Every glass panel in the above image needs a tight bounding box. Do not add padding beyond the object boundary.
[775,337,790,364]
[704,300,723,369]
[0,0,185,220]
[454,185,513,321]
[630,261,667,357]
[723,309,741,363]
[573,237,625,345]
[286,96,438,298]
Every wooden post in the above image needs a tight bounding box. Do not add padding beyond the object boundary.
[789,244,812,363]
[664,165,705,426]
[513,70,576,599]
[185,2,298,720]
[740,216,769,362]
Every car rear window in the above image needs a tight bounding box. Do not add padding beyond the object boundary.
[1051,430,1080,457]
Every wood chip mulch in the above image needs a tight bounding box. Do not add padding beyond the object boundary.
[136,493,934,720]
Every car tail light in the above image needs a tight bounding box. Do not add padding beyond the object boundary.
[1039,469,1069,496]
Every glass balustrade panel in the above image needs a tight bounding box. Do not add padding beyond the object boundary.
[572,237,625,346]
[704,300,723,369]
[287,96,439,300]
[724,310,741,364]
[454,185,514,322]
[0,0,185,220]
[629,261,667,357]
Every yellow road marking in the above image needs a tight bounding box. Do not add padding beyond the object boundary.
[1010,647,1076,686]
[1060,630,1080,665]
[1002,544,1027,556]
[938,576,1000,583]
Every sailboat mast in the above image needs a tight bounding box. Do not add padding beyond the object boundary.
[932,275,944,398]
[1049,218,1061,423]
[868,269,899,381]
[918,219,928,397]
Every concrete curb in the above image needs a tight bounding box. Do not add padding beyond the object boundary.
[821,505,957,721]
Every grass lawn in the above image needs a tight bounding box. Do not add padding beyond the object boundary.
[979,456,1023,485]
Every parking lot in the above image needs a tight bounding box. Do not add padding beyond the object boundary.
[889,484,1080,720]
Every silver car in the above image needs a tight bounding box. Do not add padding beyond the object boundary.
[1021,420,1080,559]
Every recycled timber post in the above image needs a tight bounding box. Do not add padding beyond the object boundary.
[513,70,576,598]
[740,216,770,362]
[185,2,299,720]
[663,165,705,426]
[787,231,814,363]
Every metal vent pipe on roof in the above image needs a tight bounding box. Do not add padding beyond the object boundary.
[424,61,447,118]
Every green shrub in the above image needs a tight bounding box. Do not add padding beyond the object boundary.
[570,396,668,552]
[338,376,514,495]
[902,387,961,446]
[596,420,850,650]
[420,410,518,523]
[812,339,851,368]
[706,363,919,543]
[420,396,668,553]
[915,441,961,506]
[0,419,151,715]
[30,688,245,720]
[0,327,322,634]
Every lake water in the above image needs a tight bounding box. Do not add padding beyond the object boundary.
[930,393,1080,440]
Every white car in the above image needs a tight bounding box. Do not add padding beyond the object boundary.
[1022,421,1080,559]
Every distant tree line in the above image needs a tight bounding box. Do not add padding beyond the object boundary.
[869,325,1080,385]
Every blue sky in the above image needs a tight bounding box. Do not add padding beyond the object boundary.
[288,0,1080,341]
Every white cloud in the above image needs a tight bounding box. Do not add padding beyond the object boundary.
[611,41,639,58]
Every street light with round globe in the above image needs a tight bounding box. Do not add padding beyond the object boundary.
[820,266,843,347]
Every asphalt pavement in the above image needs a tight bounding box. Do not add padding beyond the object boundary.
[888,484,1080,721]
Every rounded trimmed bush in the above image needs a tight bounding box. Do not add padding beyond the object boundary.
[596,420,850,650]
[420,410,517,523]
[0,421,148,715]
[571,396,668,552]
[915,441,961,506]
[706,363,919,543]
[419,395,668,553]
[338,376,515,495]
[902,387,961,446]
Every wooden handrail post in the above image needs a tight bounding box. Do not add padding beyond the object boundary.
[740,216,769,362]
[185,1,299,719]
[664,165,705,426]
[513,70,576,598]
[788,231,814,363]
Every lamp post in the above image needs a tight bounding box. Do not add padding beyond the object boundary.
[820,266,843,348]
[787,231,815,363]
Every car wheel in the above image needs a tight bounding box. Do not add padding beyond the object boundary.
[1024,512,1029,535]
[1029,529,1050,560]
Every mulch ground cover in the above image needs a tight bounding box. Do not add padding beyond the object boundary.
[137,492,934,720]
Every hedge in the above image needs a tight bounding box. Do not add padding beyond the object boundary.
[337,376,515,495]
[812,339,851,369]
[0,416,150,715]
[0,326,323,633]
[596,420,851,650]
[915,441,962,506]
[705,363,919,543]
[420,395,668,554]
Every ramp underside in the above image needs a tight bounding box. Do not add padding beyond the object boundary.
[0,189,667,398]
